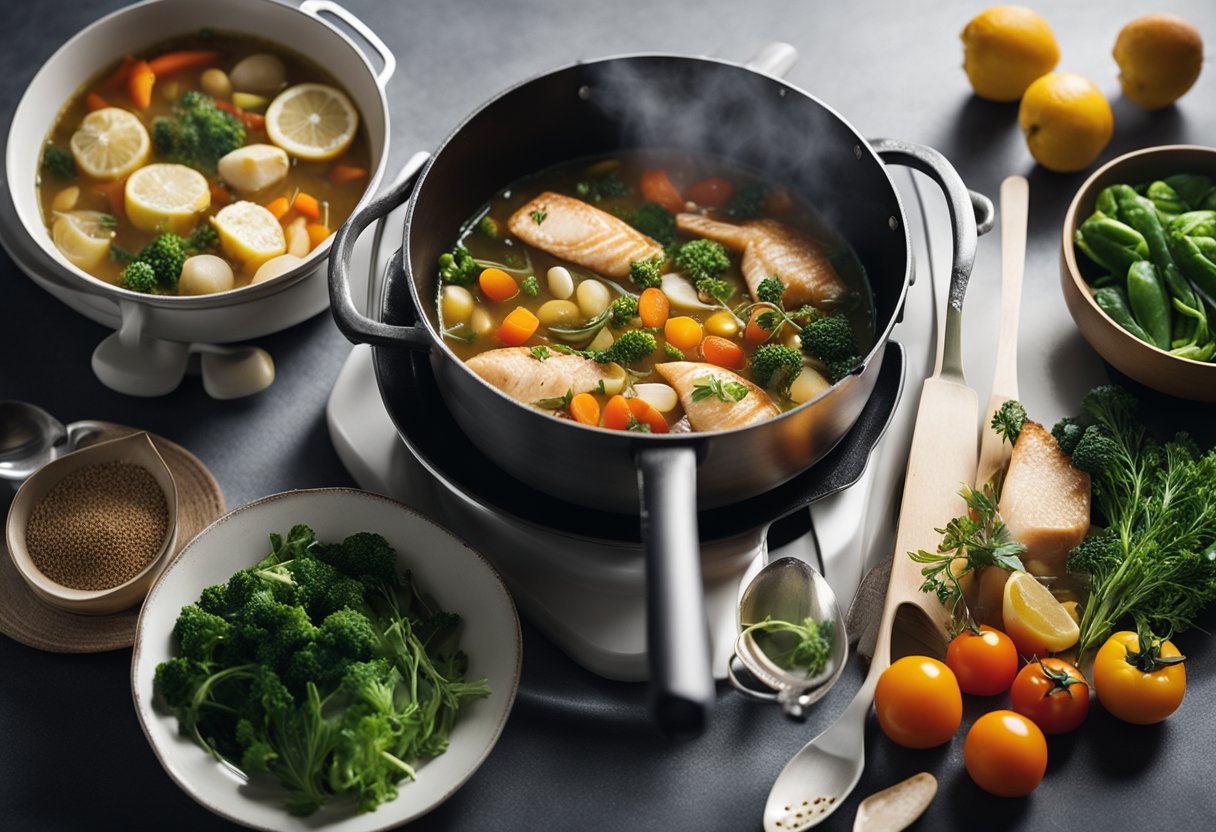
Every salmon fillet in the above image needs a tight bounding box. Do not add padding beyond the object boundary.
[654,361,779,431]
[508,192,664,279]
[467,347,617,405]
[676,214,848,309]
[998,421,1091,576]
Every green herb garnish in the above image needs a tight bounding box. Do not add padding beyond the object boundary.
[740,616,834,677]
[530,345,550,362]
[692,374,749,403]
[534,388,574,410]
[530,208,548,225]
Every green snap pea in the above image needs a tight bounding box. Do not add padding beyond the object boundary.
[1147,181,1187,221]
[1169,211,1216,304]
[1165,174,1212,209]
[1095,186,1119,218]
[1126,261,1172,349]
[1092,286,1152,345]
[1171,342,1216,362]
[1075,214,1149,277]
[1112,184,1203,315]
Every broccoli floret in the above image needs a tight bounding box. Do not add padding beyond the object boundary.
[121,261,158,293]
[198,583,230,615]
[186,223,219,254]
[174,604,230,662]
[628,202,676,246]
[756,276,785,306]
[342,658,401,715]
[801,313,860,382]
[675,239,730,282]
[1066,529,1123,580]
[287,557,364,622]
[695,277,735,304]
[41,144,76,180]
[664,343,685,361]
[315,532,398,587]
[1070,425,1120,476]
[438,243,478,286]
[724,184,766,219]
[629,256,664,290]
[589,330,656,364]
[153,657,211,713]
[520,275,540,297]
[152,91,245,172]
[1080,384,1138,427]
[611,295,639,326]
[576,173,628,202]
[991,400,1027,444]
[751,344,803,393]
[476,215,500,239]
[236,593,316,673]
[1052,416,1085,456]
[316,608,379,660]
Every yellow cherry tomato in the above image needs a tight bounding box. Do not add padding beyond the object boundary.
[1092,630,1186,725]
[874,656,962,748]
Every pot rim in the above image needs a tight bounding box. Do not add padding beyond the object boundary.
[5,0,391,310]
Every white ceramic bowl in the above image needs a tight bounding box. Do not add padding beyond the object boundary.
[3,0,392,347]
[131,488,521,831]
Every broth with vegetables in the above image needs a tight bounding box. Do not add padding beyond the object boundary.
[436,153,873,434]
[37,30,371,295]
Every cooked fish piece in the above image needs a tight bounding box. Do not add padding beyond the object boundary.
[676,214,848,309]
[467,347,617,405]
[998,421,1091,576]
[508,192,664,279]
[654,361,779,431]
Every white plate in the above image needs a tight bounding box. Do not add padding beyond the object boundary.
[131,488,521,831]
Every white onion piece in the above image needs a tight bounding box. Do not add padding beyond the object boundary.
[661,272,718,311]
[251,253,303,284]
[229,54,287,95]
[217,144,289,194]
[284,216,310,258]
[587,327,614,351]
[178,255,235,295]
[633,383,679,412]
[601,363,628,395]
[547,266,574,299]
[789,364,831,404]
[441,285,474,324]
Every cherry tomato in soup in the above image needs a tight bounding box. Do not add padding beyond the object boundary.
[1010,657,1089,734]
[945,625,1018,696]
[1093,630,1186,725]
[686,177,734,208]
[963,710,1047,797]
[700,335,747,370]
[874,656,962,749]
[639,169,685,213]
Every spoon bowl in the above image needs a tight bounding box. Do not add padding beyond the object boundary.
[0,401,103,482]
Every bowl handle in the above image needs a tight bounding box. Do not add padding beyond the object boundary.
[299,0,396,87]
[330,152,431,350]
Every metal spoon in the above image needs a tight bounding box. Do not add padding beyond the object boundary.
[729,557,848,718]
[0,401,104,482]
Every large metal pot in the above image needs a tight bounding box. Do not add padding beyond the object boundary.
[330,51,992,736]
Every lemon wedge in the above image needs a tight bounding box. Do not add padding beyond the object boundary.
[1002,571,1080,656]
[124,163,211,235]
[265,83,359,161]
[68,107,151,180]
[212,200,286,271]
[51,210,114,271]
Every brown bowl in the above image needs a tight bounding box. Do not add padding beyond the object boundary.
[1060,144,1216,402]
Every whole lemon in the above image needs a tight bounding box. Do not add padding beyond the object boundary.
[1114,13,1204,110]
[1019,72,1113,173]
[962,6,1060,102]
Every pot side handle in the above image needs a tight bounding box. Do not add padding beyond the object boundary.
[329,152,431,350]
[636,445,715,738]
[299,0,396,86]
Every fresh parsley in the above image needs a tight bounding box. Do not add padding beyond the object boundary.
[626,414,652,433]
[530,208,548,225]
[691,374,749,403]
[530,345,551,362]
[533,388,574,410]
[740,616,834,678]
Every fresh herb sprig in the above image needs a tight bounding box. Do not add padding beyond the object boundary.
[692,374,749,403]
[740,616,834,677]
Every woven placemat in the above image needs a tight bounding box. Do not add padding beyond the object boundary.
[0,424,224,653]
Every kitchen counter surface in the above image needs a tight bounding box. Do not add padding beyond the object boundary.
[2,1,1215,830]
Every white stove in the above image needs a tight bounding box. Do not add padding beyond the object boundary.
[327,168,956,681]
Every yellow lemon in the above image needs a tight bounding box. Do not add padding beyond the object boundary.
[212,200,287,271]
[1114,13,1204,110]
[1002,571,1079,657]
[265,83,359,161]
[124,163,211,235]
[1018,72,1113,173]
[51,210,114,271]
[68,107,150,180]
[961,6,1060,102]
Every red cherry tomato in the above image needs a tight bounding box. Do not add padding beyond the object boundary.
[874,656,962,749]
[685,177,734,208]
[963,710,1048,797]
[1010,657,1090,734]
[945,625,1019,696]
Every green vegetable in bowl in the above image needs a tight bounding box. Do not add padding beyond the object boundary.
[153,525,490,817]
[152,91,246,173]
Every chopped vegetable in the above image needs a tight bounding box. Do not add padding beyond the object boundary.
[602,395,632,430]
[627,397,668,433]
[529,208,547,225]
[663,343,685,361]
[725,184,767,219]
[121,260,158,293]
[495,306,539,346]
[569,393,600,426]
[478,268,518,302]
[215,98,266,131]
[663,316,703,352]
[292,192,322,222]
[127,60,156,109]
[638,287,670,328]
[575,172,628,202]
[590,329,655,365]
[801,312,861,382]
[639,169,683,213]
[674,238,729,282]
[991,400,1027,444]
[330,163,369,185]
[476,215,500,239]
[611,295,639,326]
[629,256,664,290]
[691,374,749,403]
[265,197,291,220]
[85,92,109,112]
[529,345,550,362]
[185,223,219,255]
[739,615,833,677]
[627,202,676,247]
[750,344,802,394]
[120,232,188,292]
[147,50,222,76]
[520,275,540,297]
[306,224,331,249]
[152,91,246,173]
[699,335,746,370]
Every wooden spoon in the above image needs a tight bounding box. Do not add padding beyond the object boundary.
[852,772,938,832]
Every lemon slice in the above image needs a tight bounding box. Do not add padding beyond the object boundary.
[68,107,150,180]
[265,83,358,161]
[212,200,286,271]
[51,210,114,271]
[124,163,211,235]
[1002,571,1080,655]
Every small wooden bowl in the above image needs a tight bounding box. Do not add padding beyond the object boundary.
[1060,144,1216,402]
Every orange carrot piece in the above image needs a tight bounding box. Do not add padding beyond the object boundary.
[209,182,231,206]
[215,99,266,131]
[639,169,684,213]
[638,287,670,328]
[701,335,747,370]
[292,192,322,221]
[265,197,291,220]
[101,56,137,91]
[627,398,669,433]
[148,50,222,76]
[306,223,332,249]
[127,60,155,109]
[495,307,539,346]
[94,179,127,220]
[569,393,601,427]
[85,93,109,112]
[664,316,703,351]
[603,395,632,431]
[329,163,369,185]
[479,268,518,302]
[745,305,779,344]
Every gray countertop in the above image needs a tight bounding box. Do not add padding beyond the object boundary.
[2,1,1216,829]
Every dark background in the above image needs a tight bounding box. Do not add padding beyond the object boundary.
[2,1,1215,829]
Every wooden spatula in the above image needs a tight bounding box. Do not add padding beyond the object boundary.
[853,772,938,832]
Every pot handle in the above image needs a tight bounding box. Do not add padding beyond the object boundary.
[871,139,995,378]
[299,0,396,87]
[329,151,431,350]
[636,445,715,738]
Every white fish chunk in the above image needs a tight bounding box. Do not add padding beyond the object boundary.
[654,361,779,431]
[508,192,664,279]
[467,347,617,405]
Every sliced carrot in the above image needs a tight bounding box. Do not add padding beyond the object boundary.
[639,169,685,213]
[209,182,231,206]
[264,197,291,220]
[569,393,601,427]
[127,60,155,109]
[495,307,539,346]
[292,192,322,222]
[85,93,109,112]
[627,398,669,433]
[664,316,703,351]
[101,56,137,91]
[686,177,734,208]
[306,223,331,249]
[638,287,670,328]
[148,50,222,76]
[479,267,518,302]
[215,99,266,131]
[701,335,747,370]
[94,179,126,220]
[745,305,779,344]
[603,395,632,431]
[329,163,368,185]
